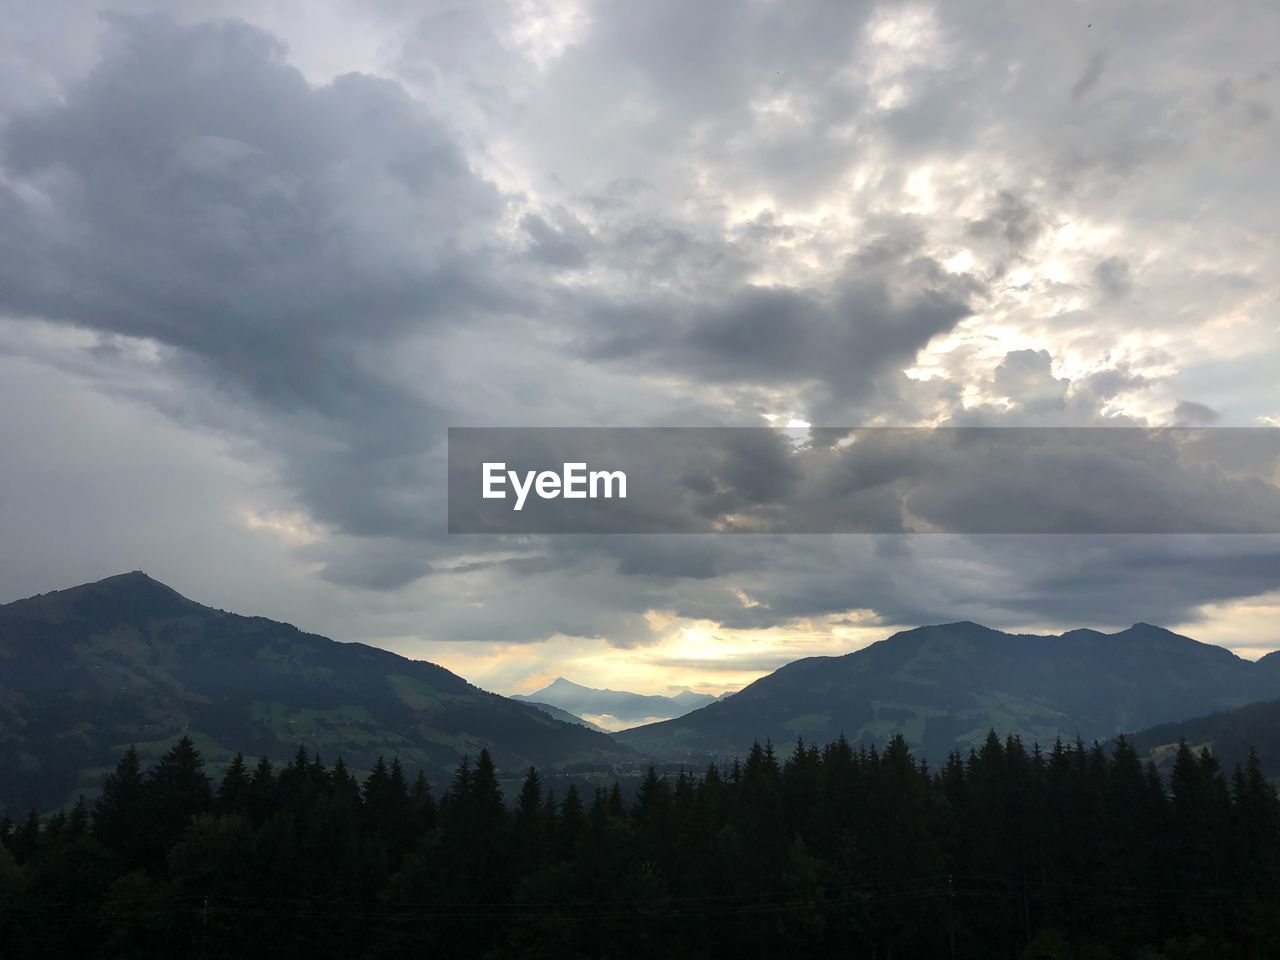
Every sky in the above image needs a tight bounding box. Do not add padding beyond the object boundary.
[1,0,1278,697]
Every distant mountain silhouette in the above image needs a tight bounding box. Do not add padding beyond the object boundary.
[0,572,628,813]
[616,621,1280,763]
[512,676,719,728]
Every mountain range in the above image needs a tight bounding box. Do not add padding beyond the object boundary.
[616,621,1280,763]
[5,573,1280,815]
[512,677,719,730]
[0,572,627,813]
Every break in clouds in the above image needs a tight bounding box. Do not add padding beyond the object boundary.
[1,1,1278,693]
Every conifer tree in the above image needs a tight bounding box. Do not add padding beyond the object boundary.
[247,756,276,824]
[517,766,542,825]
[470,749,506,831]
[6,729,1276,957]
[67,796,90,840]
[559,784,584,858]
[216,753,249,816]
[12,809,40,864]
[389,757,409,801]
[93,746,148,868]
[331,756,362,808]
[146,736,212,859]
[410,770,436,833]
[1231,750,1280,894]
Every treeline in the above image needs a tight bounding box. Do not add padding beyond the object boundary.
[2,732,1278,959]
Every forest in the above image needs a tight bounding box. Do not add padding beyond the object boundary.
[2,732,1277,959]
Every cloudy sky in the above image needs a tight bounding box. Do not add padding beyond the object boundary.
[2,0,1278,697]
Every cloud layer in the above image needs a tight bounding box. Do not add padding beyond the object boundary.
[1,1,1278,693]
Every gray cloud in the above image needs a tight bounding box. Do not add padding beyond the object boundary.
[990,350,1069,414]
[573,222,978,422]
[1093,256,1132,300]
[0,2,1279,678]
[0,15,511,545]
[1173,400,1222,426]
[967,192,1043,258]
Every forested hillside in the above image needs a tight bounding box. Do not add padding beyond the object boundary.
[1127,698,1280,783]
[2,732,1276,958]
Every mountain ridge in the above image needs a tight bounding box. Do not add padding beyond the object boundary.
[0,572,629,814]
[617,620,1278,762]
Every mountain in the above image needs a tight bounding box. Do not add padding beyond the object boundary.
[0,572,628,813]
[1125,698,1280,782]
[512,677,719,729]
[1259,648,1280,679]
[616,621,1280,763]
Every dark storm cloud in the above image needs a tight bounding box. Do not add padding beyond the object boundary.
[2,17,501,356]
[1002,537,1280,626]
[557,534,1280,640]
[449,427,1280,535]
[304,542,432,592]
[0,15,507,543]
[575,223,978,415]
[483,532,1280,642]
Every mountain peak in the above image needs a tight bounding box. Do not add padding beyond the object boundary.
[885,621,1007,644]
[520,677,718,726]
[3,570,199,620]
[99,569,170,589]
[80,570,196,608]
[1060,627,1108,640]
[1117,622,1192,642]
[919,620,1004,633]
[546,676,587,691]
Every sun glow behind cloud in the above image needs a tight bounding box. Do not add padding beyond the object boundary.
[389,608,902,701]
[1172,591,1280,661]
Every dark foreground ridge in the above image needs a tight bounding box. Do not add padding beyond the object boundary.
[2,731,1277,958]
[0,572,628,812]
